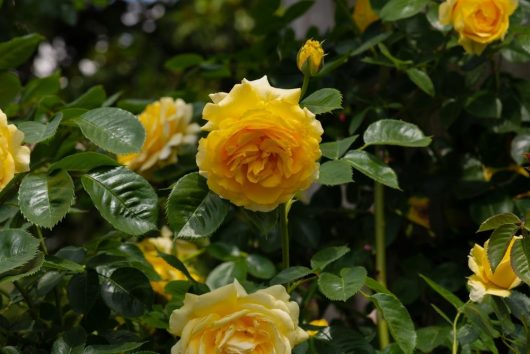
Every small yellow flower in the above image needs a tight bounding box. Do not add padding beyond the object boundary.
[297,39,325,77]
[118,97,200,171]
[467,237,521,302]
[196,76,323,212]
[406,196,430,229]
[307,319,329,336]
[0,109,30,191]
[439,0,518,55]
[169,280,308,354]
[353,0,379,33]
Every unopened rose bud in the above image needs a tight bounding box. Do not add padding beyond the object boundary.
[297,39,324,77]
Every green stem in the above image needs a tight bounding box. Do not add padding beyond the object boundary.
[35,226,48,255]
[452,311,462,354]
[300,74,310,99]
[374,181,390,349]
[280,202,290,270]
[13,281,38,322]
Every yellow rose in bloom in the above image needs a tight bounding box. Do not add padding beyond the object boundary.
[297,39,324,76]
[439,0,518,55]
[0,109,30,191]
[139,227,202,297]
[118,97,200,171]
[307,319,329,337]
[353,0,379,33]
[196,76,323,212]
[169,280,308,354]
[467,237,521,302]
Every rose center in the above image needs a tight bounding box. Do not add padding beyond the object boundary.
[473,3,500,29]
[214,316,272,354]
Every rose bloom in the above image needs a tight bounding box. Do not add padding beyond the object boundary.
[467,237,521,302]
[118,97,200,171]
[139,227,202,297]
[297,39,324,76]
[0,109,30,191]
[439,0,518,55]
[353,0,379,33]
[196,76,323,212]
[169,280,308,354]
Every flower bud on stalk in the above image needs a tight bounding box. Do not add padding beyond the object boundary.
[297,39,324,77]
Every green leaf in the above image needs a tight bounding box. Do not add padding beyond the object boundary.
[0,229,39,274]
[465,92,502,119]
[246,254,276,279]
[320,136,359,160]
[164,53,204,73]
[116,99,152,114]
[419,274,464,309]
[0,34,43,69]
[19,171,75,229]
[343,150,400,189]
[510,134,530,165]
[81,167,158,235]
[66,85,106,109]
[100,267,154,317]
[379,0,429,21]
[371,293,417,353]
[364,276,392,294]
[301,88,343,114]
[311,245,350,271]
[460,302,500,338]
[487,224,518,272]
[84,341,145,354]
[21,72,60,103]
[166,172,230,239]
[270,266,313,285]
[416,326,451,353]
[511,238,530,285]
[406,68,435,97]
[17,113,63,144]
[363,119,431,147]
[157,252,198,283]
[477,212,521,232]
[67,269,99,314]
[318,267,367,301]
[43,255,84,273]
[73,107,145,154]
[206,260,246,290]
[50,152,119,172]
[0,251,44,284]
[0,72,21,107]
[317,160,354,186]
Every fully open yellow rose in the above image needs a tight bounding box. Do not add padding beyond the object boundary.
[118,97,200,171]
[196,76,323,212]
[439,0,518,55]
[467,237,521,302]
[0,109,30,191]
[353,0,379,33]
[169,280,308,354]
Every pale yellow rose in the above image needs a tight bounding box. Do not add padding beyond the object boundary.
[169,280,308,354]
[196,76,323,212]
[467,237,521,302]
[439,0,518,55]
[307,318,329,337]
[0,109,30,191]
[139,227,202,297]
[353,0,379,33]
[118,97,200,171]
[297,39,324,76]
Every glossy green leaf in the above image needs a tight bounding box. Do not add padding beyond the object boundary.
[0,251,44,284]
[157,252,198,283]
[66,85,106,109]
[365,276,392,294]
[43,255,84,273]
[311,245,350,271]
[363,119,431,147]
[320,136,358,160]
[81,167,158,236]
[511,238,530,285]
[318,160,354,186]
[0,34,43,69]
[50,152,119,172]
[487,224,518,272]
[318,267,366,301]
[68,269,99,314]
[380,0,429,21]
[301,88,342,114]
[270,266,313,285]
[19,171,75,229]
[84,342,145,354]
[343,150,400,189]
[100,267,153,317]
[246,254,276,279]
[371,293,417,353]
[477,212,520,232]
[21,72,60,103]
[416,326,451,353]
[0,229,39,274]
[0,72,21,107]
[419,274,464,309]
[166,172,230,239]
[17,113,62,144]
[206,261,246,289]
[406,68,435,97]
[73,107,145,154]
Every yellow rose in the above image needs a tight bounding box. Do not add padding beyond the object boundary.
[467,237,521,302]
[118,97,200,171]
[0,109,30,191]
[297,39,324,76]
[169,280,308,354]
[196,76,323,212]
[353,0,379,33]
[307,318,329,336]
[439,0,518,55]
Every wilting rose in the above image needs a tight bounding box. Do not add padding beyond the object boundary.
[196,76,323,212]
[169,280,308,354]
[0,109,30,191]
